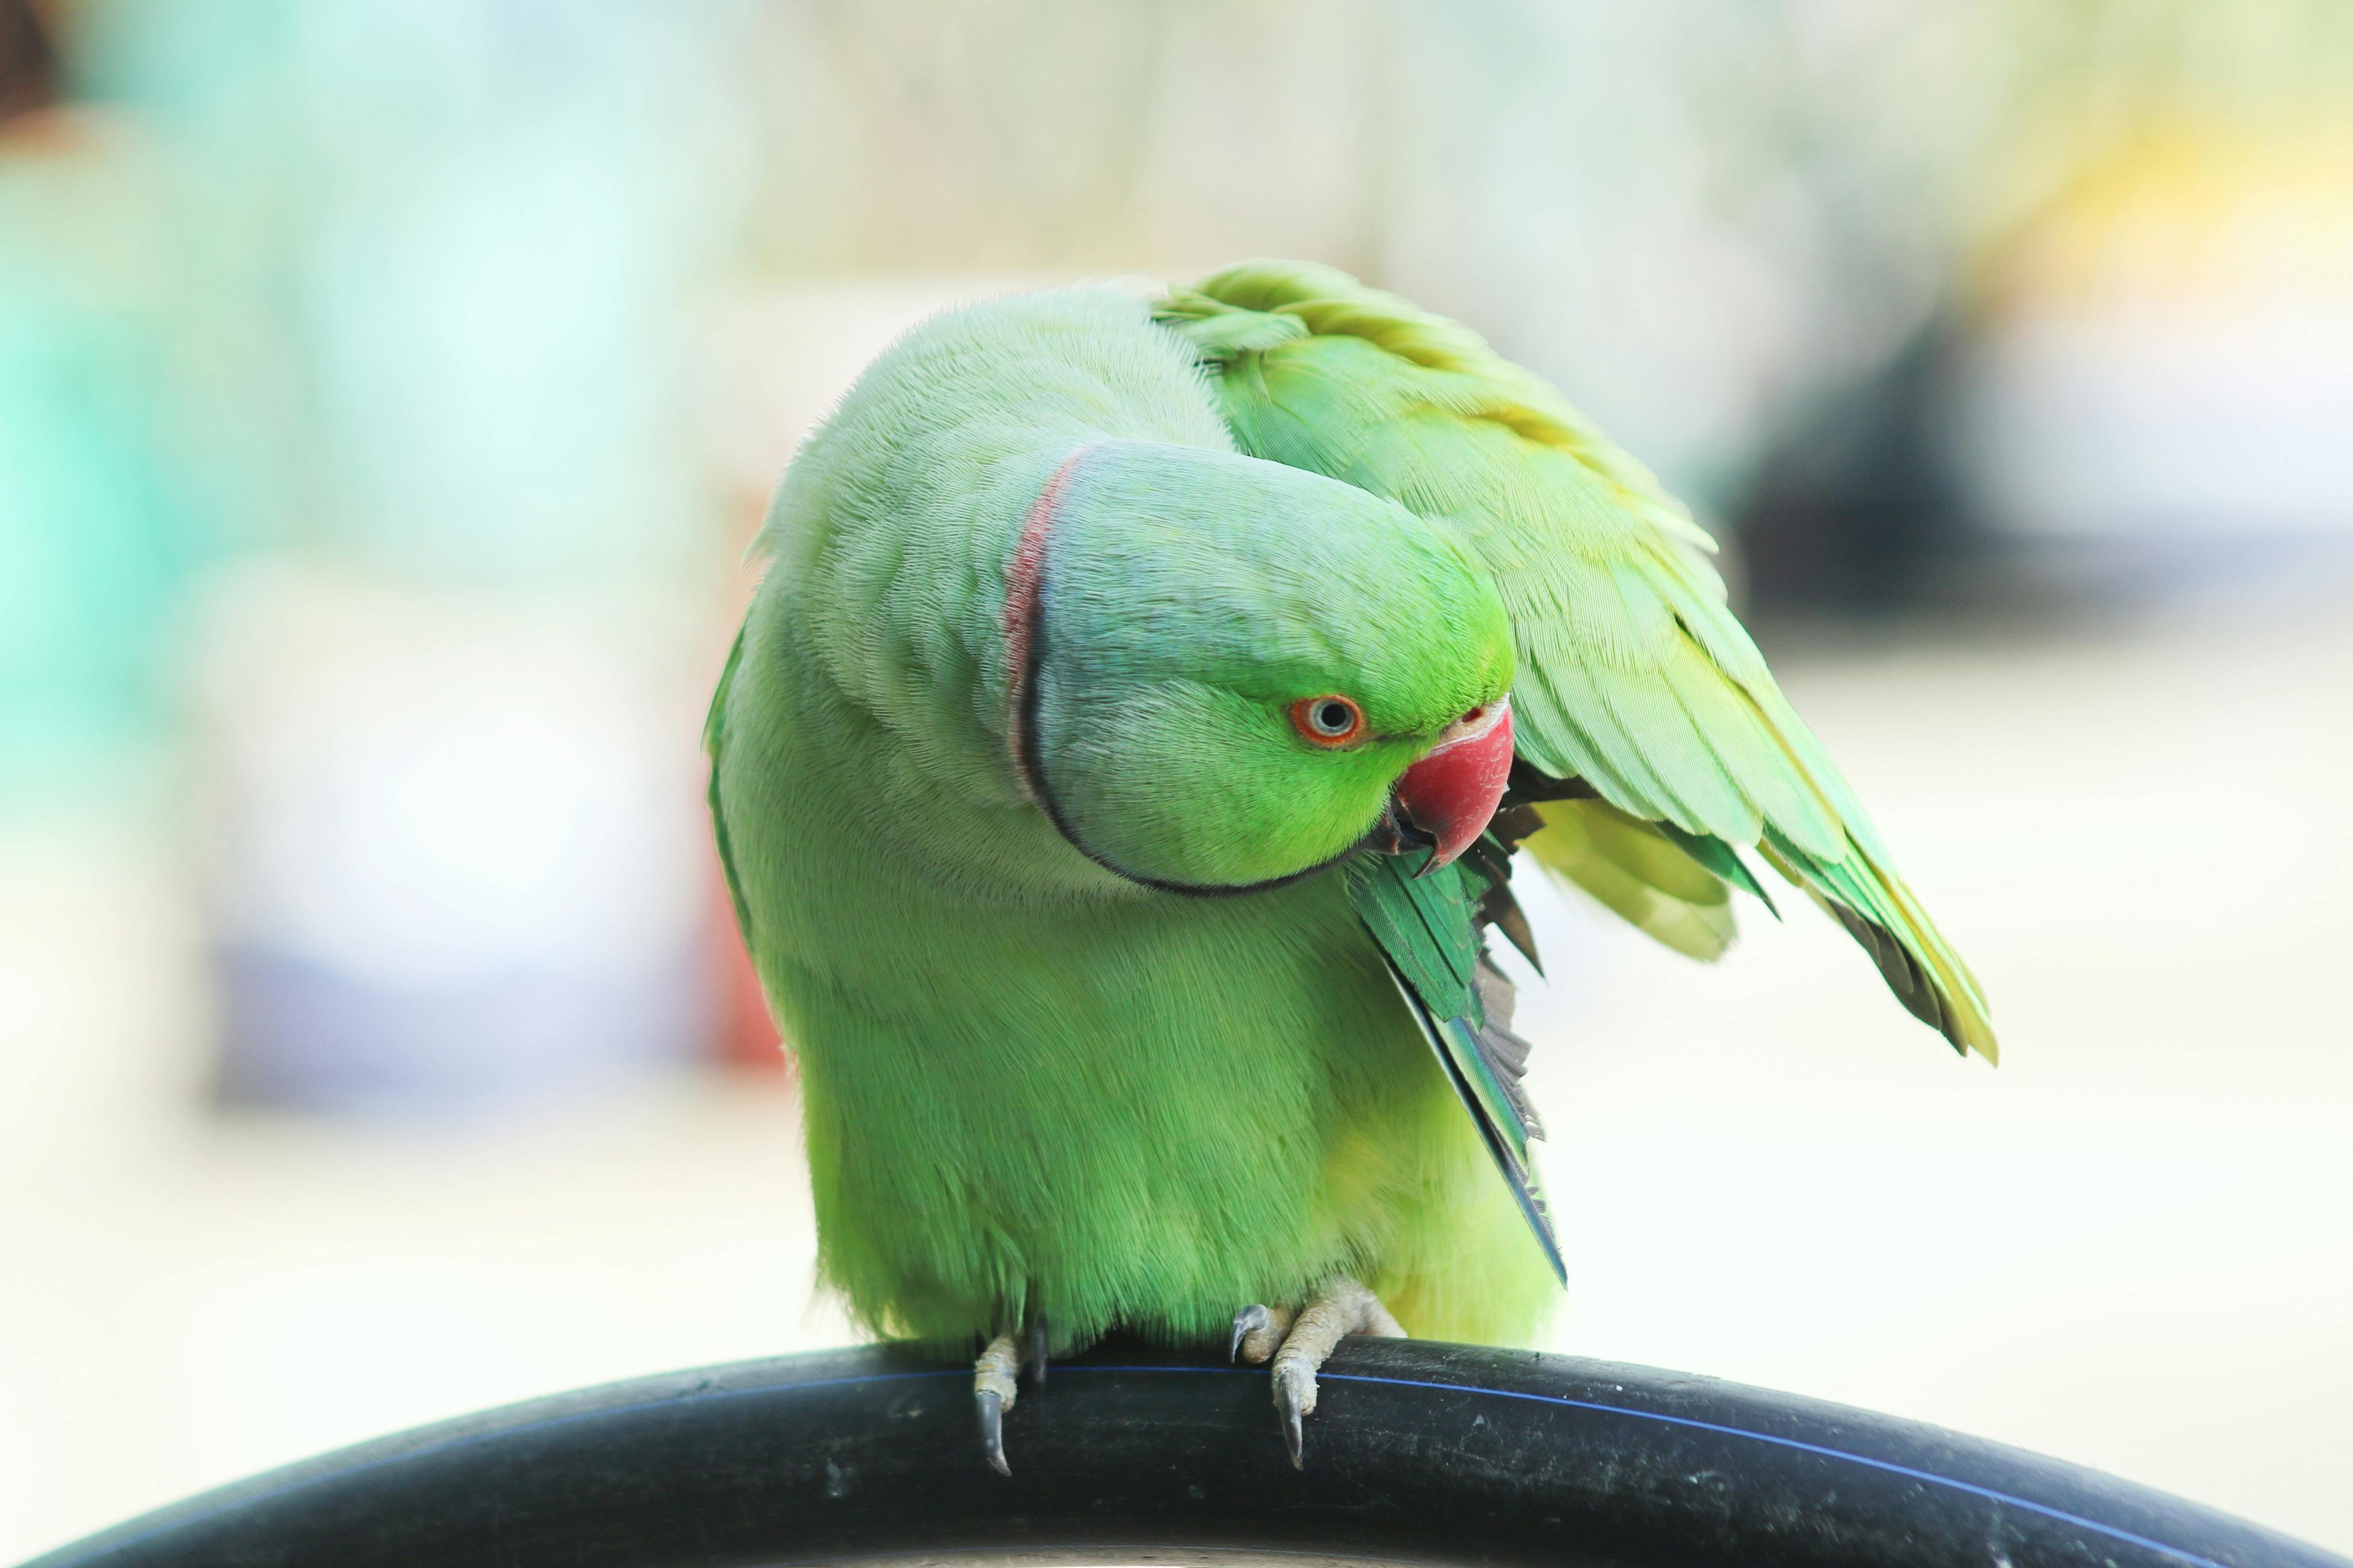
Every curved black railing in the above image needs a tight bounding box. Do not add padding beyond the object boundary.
[26,1337,2344,1567]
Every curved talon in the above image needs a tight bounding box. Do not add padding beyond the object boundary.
[973,1331,1023,1476]
[1274,1360,1313,1469]
[1229,1304,1271,1363]
[1256,1277,1405,1470]
[975,1388,1009,1476]
[1230,1301,1294,1365]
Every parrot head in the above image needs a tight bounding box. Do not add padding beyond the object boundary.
[1009,441,1515,894]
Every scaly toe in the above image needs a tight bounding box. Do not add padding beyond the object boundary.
[1261,1277,1406,1469]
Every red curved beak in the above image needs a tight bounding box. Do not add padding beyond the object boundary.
[1394,697,1514,872]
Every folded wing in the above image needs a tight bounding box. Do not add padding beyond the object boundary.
[1159,261,1993,1062]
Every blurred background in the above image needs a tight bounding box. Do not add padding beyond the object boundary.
[3,0,2350,1557]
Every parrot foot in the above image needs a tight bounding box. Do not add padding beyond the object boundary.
[1236,1278,1405,1469]
[973,1332,1026,1476]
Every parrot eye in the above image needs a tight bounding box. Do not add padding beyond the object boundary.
[1290,695,1367,747]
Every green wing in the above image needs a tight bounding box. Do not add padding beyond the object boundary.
[1347,830,1564,1284]
[1159,261,1995,1063]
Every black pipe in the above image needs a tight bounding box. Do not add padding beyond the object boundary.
[25,1336,2344,1568]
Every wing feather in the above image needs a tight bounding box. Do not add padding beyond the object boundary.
[1521,799,1741,963]
[1161,262,1995,1062]
[1348,845,1565,1283]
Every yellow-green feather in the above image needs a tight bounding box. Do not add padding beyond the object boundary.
[1522,800,1739,964]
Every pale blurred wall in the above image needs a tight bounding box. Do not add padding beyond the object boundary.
[718,0,2353,515]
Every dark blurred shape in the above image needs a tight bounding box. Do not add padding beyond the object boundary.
[0,0,56,125]
[1742,109,2353,620]
[1737,320,1975,614]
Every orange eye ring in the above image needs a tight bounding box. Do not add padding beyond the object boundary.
[1290,694,1367,748]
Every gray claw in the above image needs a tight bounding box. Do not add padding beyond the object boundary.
[1028,1320,1047,1385]
[976,1388,1010,1476]
[1275,1371,1306,1469]
[1229,1303,1271,1362]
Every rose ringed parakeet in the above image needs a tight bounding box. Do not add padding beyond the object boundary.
[706,261,1994,1473]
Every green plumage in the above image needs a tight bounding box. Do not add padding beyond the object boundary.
[708,265,1993,1364]
[1347,843,1561,1281]
[1158,261,1994,1063]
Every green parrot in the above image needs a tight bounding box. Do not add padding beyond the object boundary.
[706,260,1994,1473]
